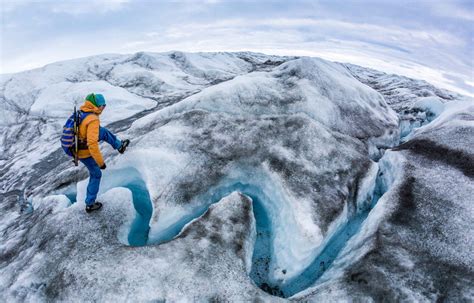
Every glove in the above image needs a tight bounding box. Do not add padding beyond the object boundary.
[100,163,106,170]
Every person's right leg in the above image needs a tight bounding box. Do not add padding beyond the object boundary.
[80,157,102,206]
[99,126,122,150]
[99,126,129,154]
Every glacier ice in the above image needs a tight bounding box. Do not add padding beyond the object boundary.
[1,51,473,301]
[397,96,449,142]
[75,167,152,246]
[293,98,474,301]
[1,190,263,301]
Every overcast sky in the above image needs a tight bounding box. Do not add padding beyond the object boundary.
[1,0,473,96]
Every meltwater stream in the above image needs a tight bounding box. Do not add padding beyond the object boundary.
[147,181,275,292]
[154,173,388,298]
[67,167,153,246]
[67,165,390,297]
[99,168,153,246]
[147,173,390,298]
[280,169,387,297]
[124,178,153,246]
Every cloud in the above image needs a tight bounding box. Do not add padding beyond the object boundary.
[1,1,472,96]
[429,1,474,21]
[0,0,32,12]
[116,17,472,95]
[465,80,474,90]
[50,0,130,15]
[1,0,130,15]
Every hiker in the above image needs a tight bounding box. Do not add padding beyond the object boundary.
[77,93,130,213]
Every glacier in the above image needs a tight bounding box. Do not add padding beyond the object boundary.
[1,51,473,301]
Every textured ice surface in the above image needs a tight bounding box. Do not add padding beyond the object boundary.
[1,52,473,301]
[122,57,399,285]
[0,191,269,302]
[344,63,467,113]
[296,98,474,302]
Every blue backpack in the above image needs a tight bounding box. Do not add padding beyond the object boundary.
[60,107,91,158]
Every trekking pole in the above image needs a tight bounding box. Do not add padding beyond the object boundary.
[73,105,78,166]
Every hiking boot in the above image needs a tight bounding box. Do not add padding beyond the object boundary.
[118,139,130,154]
[86,202,103,213]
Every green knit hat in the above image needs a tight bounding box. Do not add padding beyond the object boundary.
[85,93,106,107]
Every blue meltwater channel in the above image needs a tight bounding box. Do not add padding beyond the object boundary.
[123,178,153,246]
[65,167,153,246]
[66,165,389,298]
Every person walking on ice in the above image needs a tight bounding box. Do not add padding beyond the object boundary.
[62,93,130,213]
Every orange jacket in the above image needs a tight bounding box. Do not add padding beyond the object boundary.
[77,101,105,167]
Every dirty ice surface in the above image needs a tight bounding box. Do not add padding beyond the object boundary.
[1,51,473,302]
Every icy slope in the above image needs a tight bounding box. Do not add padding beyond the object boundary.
[344,63,466,112]
[1,191,266,302]
[0,51,292,189]
[121,57,398,283]
[1,52,473,301]
[299,101,474,302]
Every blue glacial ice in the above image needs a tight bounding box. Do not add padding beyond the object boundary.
[76,159,395,298]
[75,167,152,246]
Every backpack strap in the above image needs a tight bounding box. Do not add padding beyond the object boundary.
[77,110,93,123]
[76,110,96,150]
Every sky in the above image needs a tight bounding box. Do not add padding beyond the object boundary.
[1,0,473,96]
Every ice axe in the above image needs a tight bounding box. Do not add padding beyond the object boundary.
[73,105,79,166]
